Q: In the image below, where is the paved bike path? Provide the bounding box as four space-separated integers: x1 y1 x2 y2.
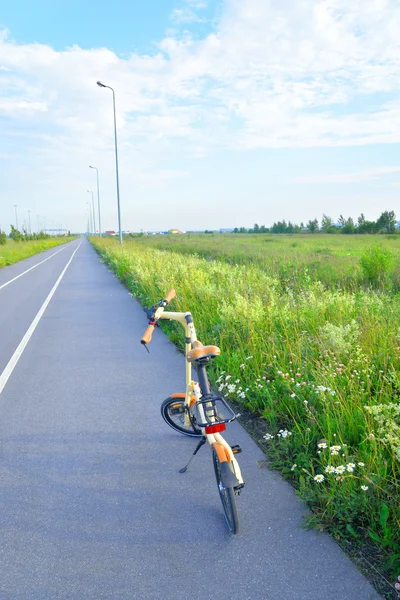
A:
0 239 381 600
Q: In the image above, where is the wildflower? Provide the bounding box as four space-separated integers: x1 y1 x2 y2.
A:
325 465 336 474
361 485 369 491
291 393 296 398
278 429 292 438
245 356 253 360
303 400 308 405
263 433 274 440
291 464 297 471
314 474 325 483
346 463 355 473
330 445 341 452
225 375 232 381
317 442 327 449
335 465 346 474
240 364 246 369
227 384 236 393
357 462 365 467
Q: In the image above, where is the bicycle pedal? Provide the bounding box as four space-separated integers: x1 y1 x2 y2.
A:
170 404 185 415
234 483 245 494
231 445 242 454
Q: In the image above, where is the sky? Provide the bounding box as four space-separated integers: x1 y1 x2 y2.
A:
1 0 400 233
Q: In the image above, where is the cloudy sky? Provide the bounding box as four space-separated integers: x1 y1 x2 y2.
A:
1 0 399 233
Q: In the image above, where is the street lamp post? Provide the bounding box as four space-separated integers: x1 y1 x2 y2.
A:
87 190 96 234
86 202 93 234
97 81 122 244
28 210 31 235
89 165 102 237
14 205 18 230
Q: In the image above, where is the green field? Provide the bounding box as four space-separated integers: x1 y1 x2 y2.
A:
134 232 400 290
0 237 77 268
92 234 400 586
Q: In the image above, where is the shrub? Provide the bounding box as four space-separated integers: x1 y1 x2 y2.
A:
0 230 6 245
360 244 396 287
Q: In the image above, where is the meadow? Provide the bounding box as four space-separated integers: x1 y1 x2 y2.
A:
0 237 77 268
91 234 400 590
134 232 400 290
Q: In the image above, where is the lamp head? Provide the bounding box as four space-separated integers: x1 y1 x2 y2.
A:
97 81 107 88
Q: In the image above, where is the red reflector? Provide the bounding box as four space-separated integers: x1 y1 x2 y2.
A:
205 423 226 434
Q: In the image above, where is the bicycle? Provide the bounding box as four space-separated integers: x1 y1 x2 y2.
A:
141 289 245 534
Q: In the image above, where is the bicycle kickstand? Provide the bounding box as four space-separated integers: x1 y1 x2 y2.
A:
179 436 207 473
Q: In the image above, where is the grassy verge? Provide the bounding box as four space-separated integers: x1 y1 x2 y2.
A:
92 237 400 598
0 237 78 268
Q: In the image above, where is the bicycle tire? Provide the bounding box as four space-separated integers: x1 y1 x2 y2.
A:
212 447 240 534
161 397 202 437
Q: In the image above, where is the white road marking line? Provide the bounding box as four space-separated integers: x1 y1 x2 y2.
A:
0 241 82 396
0 241 77 291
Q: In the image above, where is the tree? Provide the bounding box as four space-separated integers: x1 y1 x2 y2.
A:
10 225 22 242
376 210 396 234
357 213 376 234
321 214 337 233
307 218 319 233
341 217 355 234
321 214 333 231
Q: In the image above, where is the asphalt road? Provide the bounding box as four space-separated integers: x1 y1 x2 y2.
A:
0 238 381 600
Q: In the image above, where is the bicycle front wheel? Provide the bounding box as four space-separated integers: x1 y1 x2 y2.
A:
161 397 202 437
212 448 240 534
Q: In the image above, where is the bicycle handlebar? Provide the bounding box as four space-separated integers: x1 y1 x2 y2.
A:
141 323 156 345
140 288 176 345
164 288 176 303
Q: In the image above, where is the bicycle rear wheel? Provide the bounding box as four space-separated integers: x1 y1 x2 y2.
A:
212 448 240 534
161 397 202 437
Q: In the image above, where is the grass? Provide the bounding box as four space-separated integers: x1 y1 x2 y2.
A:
134 232 400 291
0 237 77 268
92 235 400 595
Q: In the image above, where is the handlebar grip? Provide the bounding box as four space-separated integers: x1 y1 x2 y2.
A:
141 324 155 345
164 289 176 303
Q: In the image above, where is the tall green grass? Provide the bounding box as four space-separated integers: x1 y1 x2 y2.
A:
92 237 400 578
0 237 77 268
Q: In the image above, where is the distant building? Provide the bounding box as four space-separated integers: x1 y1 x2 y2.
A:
168 228 185 234
105 230 116 236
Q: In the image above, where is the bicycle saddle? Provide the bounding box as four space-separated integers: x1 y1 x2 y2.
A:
187 340 221 362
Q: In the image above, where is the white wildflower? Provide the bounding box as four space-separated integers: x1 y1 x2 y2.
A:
325 465 336 474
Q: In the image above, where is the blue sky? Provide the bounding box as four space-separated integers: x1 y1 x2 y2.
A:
1 0 400 233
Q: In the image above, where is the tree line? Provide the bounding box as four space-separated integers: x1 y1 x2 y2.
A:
233 211 397 234
0 225 51 245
